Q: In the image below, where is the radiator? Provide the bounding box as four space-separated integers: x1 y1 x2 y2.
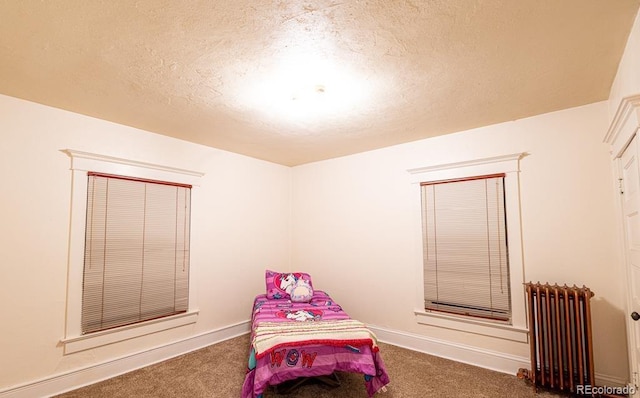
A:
518 282 595 394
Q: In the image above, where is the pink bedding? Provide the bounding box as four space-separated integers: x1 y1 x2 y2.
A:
241 290 390 397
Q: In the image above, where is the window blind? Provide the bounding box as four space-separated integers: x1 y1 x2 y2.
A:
82 172 191 334
421 174 510 321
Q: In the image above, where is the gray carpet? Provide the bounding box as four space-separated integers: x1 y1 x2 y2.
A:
54 334 567 397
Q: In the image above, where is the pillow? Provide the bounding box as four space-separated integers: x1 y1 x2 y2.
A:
290 279 314 303
265 269 313 299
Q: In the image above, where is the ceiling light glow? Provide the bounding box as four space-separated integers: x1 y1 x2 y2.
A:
233 52 373 127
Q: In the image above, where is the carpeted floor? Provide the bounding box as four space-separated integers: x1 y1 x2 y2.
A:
54 334 567 397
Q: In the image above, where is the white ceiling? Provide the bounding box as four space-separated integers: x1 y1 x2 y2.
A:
1 1 639 166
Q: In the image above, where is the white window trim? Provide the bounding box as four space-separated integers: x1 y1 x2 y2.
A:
60 149 204 354
407 153 528 343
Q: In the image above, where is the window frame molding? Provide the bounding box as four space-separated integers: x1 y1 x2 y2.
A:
60 149 204 354
407 153 528 343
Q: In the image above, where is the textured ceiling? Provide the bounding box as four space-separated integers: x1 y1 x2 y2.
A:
0 1 639 166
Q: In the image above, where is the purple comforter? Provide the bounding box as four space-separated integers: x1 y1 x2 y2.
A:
241 290 390 397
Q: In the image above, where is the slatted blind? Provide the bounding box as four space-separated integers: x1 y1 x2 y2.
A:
421 174 511 321
82 172 191 334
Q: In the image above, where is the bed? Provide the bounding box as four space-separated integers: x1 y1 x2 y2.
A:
241 270 390 398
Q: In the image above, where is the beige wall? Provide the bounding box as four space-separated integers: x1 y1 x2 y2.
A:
609 8 640 118
291 101 628 382
0 94 291 389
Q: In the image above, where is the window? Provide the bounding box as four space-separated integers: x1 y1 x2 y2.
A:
421 174 510 322
61 150 202 354
408 153 527 342
82 173 191 334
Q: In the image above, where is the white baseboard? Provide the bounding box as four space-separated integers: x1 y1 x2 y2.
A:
0 321 251 398
594 373 629 388
368 324 629 388
2 321 627 397
368 324 529 375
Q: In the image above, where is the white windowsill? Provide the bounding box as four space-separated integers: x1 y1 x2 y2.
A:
61 310 199 355
415 310 529 343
